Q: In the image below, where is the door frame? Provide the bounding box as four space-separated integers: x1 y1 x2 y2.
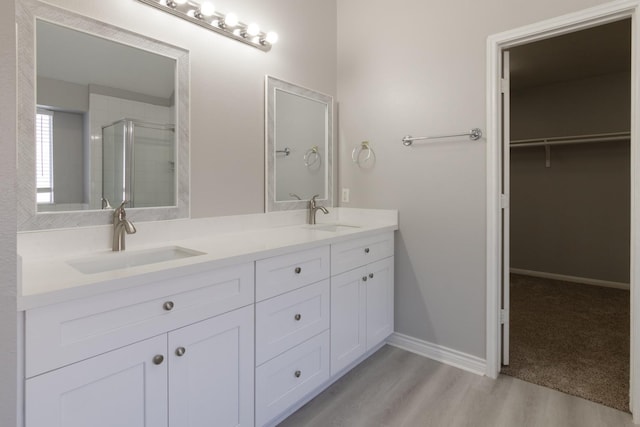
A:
485 0 640 420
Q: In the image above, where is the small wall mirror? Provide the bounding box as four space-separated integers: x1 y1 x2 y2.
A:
17 0 189 230
265 76 333 211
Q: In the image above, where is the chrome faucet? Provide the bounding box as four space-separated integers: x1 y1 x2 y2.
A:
113 201 136 251
308 194 329 225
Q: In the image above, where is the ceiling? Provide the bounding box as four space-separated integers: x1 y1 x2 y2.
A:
508 19 631 91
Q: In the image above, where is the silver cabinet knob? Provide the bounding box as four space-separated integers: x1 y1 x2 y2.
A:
175 347 186 357
294 370 302 378
294 313 302 321
153 354 164 365
362 276 368 282
295 267 302 274
163 301 175 311
364 248 370 254
369 273 374 279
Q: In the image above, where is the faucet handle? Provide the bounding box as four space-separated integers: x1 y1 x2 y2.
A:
101 197 112 209
114 200 130 218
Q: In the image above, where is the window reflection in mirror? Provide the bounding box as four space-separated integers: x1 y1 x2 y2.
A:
36 20 176 212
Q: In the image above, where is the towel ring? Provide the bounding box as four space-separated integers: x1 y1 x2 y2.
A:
304 146 321 167
352 141 374 166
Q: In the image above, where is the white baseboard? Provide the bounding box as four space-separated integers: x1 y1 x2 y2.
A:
386 333 486 376
510 268 630 290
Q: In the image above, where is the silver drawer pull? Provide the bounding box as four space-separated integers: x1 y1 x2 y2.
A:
153 354 164 365
294 370 302 378
163 301 175 311
294 313 302 321
294 267 302 274
364 248 370 254
362 276 368 282
369 273 374 279
175 347 186 357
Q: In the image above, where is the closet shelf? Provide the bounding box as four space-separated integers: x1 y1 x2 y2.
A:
510 131 630 148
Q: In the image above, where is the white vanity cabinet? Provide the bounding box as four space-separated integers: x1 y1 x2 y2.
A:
21 225 397 427
330 232 394 376
24 262 255 427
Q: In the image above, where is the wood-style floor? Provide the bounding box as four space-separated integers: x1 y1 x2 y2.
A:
278 345 634 427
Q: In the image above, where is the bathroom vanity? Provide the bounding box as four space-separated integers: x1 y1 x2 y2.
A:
15 3 394 425
19 209 397 427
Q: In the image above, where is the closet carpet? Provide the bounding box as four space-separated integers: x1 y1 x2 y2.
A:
501 274 629 412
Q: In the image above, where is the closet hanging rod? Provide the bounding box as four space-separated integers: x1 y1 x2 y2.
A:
510 131 630 148
402 128 482 146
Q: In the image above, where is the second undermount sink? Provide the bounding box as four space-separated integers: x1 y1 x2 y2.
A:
68 246 206 274
306 223 361 232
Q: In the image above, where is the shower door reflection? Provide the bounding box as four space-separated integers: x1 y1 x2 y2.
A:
102 119 175 209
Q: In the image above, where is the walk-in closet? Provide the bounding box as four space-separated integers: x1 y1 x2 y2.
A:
502 19 631 411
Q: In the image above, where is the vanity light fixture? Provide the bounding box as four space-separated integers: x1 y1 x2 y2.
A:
137 0 278 51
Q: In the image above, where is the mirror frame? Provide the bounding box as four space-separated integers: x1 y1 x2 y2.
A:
17 0 190 230
265 76 333 212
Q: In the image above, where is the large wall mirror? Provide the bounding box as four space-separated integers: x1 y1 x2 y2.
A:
17 0 189 230
265 76 333 212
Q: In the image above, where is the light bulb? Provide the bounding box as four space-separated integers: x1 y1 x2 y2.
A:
265 31 279 44
199 1 215 17
224 12 239 27
246 23 260 36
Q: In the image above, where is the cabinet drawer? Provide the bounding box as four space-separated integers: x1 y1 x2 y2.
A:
256 280 329 365
255 330 330 427
331 232 394 275
26 262 254 378
256 245 330 301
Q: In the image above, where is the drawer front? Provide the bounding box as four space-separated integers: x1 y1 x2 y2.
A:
256 280 330 365
26 262 254 378
256 245 330 301
255 330 330 427
331 232 394 275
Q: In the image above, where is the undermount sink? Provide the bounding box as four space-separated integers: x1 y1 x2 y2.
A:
305 223 361 232
67 246 206 274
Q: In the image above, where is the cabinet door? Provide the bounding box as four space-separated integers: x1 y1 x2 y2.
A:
168 305 254 427
25 335 168 427
330 266 366 376
366 257 394 350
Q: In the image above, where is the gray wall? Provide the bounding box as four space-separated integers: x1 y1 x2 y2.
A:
336 0 614 358
52 111 85 204
510 72 631 283
1 0 18 425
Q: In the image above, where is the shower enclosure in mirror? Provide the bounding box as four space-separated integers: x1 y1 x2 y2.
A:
102 119 175 209
265 76 334 212
17 0 189 230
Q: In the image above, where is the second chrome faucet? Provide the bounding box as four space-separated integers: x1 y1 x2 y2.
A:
113 201 136 251
308 194 329 225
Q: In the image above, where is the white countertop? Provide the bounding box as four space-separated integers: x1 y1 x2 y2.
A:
18 208 398 310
